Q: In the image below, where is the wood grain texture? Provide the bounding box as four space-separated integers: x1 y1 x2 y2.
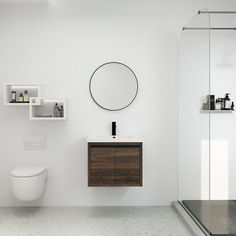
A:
88 143 142 187
89 147 115 186
115 147 141 186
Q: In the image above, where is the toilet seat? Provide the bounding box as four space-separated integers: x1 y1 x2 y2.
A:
11 167 47 178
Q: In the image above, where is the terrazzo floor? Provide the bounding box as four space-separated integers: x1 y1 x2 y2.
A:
0 206 193 236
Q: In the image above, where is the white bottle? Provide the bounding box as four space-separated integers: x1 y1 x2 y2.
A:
215 98 221 110
60 106 64 118
53 103 59 117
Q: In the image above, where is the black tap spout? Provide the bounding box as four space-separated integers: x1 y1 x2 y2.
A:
112 122 116 136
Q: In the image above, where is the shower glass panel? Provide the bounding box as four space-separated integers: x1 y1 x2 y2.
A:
178 8 211 201
210 13 236 200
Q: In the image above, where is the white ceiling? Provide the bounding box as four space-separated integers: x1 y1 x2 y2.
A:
0 0 48 5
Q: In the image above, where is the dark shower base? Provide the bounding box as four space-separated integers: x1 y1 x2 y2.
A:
182 200 236 236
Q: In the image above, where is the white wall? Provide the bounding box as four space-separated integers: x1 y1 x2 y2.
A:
0 0 231 206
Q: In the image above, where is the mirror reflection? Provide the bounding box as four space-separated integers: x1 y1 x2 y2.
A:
89 62 138 111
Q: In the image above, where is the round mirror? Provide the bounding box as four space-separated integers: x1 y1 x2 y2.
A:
89 62 138 111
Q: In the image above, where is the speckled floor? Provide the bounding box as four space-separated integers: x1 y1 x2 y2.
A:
0 206 193 236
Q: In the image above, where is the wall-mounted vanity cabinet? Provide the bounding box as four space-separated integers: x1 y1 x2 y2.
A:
88 142 142 187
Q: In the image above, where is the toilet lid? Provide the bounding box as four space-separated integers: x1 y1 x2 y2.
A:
11 167 47 177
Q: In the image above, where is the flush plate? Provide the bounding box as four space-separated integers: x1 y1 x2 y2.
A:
24 135 46 150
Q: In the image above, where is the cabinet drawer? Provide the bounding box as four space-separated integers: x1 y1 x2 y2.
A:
89 147 115 186
88 143 142 187
115 147 142 186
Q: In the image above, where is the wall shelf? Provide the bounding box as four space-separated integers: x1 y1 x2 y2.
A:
200 110 233 113
4 84 40 106
4 83 67 121
29 98 66 121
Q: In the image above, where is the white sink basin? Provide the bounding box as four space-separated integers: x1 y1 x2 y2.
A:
87 136 142 143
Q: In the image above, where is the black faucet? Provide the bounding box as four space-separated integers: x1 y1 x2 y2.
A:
112 122 116 137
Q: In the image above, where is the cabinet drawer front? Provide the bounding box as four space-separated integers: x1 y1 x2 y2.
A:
115 147 142 186
88 143 142 187
89 147 115 186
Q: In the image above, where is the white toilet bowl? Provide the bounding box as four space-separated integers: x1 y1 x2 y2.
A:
11 166 48 201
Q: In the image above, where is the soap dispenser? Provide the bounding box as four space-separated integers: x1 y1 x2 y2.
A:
225 93 231 110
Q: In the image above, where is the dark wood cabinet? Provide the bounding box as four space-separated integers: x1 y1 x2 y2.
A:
88 143 142 187
89 147 115 186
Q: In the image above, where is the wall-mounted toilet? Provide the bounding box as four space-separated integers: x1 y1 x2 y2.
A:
11 166 48 201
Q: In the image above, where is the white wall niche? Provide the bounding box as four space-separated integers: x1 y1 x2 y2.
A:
29 97 66 121
4 84 40 106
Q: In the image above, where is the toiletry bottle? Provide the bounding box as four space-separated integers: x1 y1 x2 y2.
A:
60 106 64 117
206 95 210 110
202 103 207 110
23 90 29 102
215 98 221 110
11 91 16 102
207 95 215 110
225 93 231 110
53 103 59 117
221 98 225 110
231 102 234 111
57 106 61 117
211 95 215 110
19 93 24 102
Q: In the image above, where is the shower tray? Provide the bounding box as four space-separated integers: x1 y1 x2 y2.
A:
181 200 236 236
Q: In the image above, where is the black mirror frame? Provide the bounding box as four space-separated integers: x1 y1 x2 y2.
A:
89 62 139 111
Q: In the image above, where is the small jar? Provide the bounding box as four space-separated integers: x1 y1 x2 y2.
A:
19 93 24 102
23 90 29 102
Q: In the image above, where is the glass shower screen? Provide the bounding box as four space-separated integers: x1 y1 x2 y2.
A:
178 8 211 201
